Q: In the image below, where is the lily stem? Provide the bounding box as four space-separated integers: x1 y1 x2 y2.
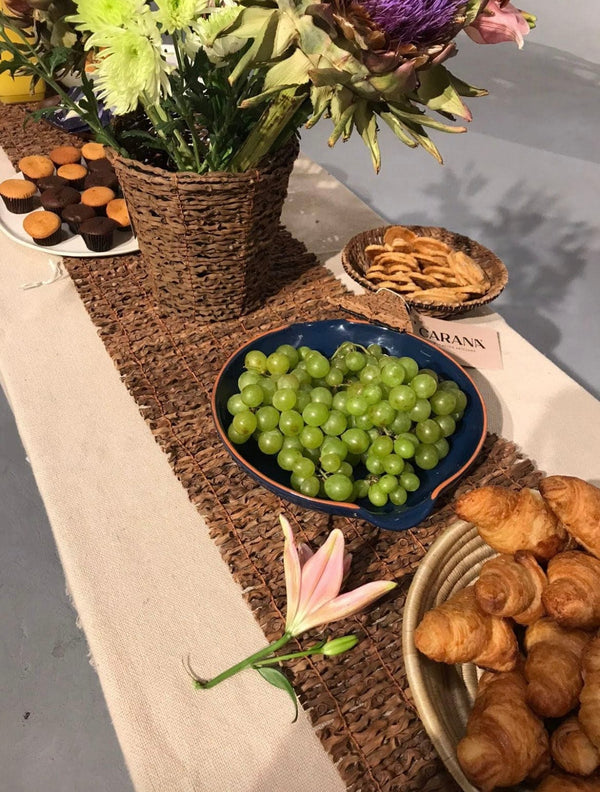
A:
252 641 326 668
195 632 292 689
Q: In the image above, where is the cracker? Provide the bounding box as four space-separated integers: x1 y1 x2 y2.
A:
383 225 417 247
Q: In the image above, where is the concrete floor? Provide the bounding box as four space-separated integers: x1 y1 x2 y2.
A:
1 0 598 788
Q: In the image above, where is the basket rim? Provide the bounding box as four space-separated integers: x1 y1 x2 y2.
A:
341 224 508 318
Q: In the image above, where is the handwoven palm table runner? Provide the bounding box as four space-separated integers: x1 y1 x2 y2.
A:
0 105 541 792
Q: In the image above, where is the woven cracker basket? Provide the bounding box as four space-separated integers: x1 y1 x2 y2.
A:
109 138 299 322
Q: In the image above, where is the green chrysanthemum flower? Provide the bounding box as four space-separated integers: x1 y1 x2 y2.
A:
154 0 211 34
94 28 172 114
187 6 245 62
70 0 149 37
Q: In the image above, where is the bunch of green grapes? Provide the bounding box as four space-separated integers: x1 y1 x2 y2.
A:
226 341 467 507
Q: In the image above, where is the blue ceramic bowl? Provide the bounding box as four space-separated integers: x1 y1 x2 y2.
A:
212 320 487 531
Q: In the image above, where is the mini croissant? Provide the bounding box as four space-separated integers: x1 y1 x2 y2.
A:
540 476 600 559
524 617 590 718
579 636 600 751
456 668 550 791
454 486 567 560
543 551 600 630
551 716 600 776
475 551 547 625
536 774 600 791
414 586 518 671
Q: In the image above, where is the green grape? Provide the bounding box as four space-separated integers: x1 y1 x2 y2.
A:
322 410 347 436
238 370 261 390
240 384 264 408
369 400 396 427
362 384 383 405
272 389 297 411
321 452 342 473
277 447 302 471
298 345 312 360
434 437 450 459
381 361 406 387
302 402 330 427
354 413 374 430
452 410 465 422
398 356 419 380
359 365 381 385
304 446 321 462
365 455 385 475
278 410 304 437
368 484 388 507
414 444 440 470
438 379 459 391
389 486 408 506
266 352 290 375
367 343 383 357
393 436 416 459
429 390 457 416
291 366 311 387
410 373 438 399
383 454 405 475
300 425 324 450
228 424 249 444
244 350 267 373
435 414 456 438
259 377 276 405
232 410 257 437
415 418 442 444
299 476 320 497
282 436 302 450
388 385 417 412
346 381 364 398
341 428 370 455
389 411 412 435
454 390 468 412
293 456 316 479
324 474 354 502
345 350 367 372
346 395 368 417
332 391 348 412
409 398 432 422
256 405 280 431
310 386 333 406
325 367 344 387
258 429 284 455
379 474 398 494
276 344 299 368
276 373 300 391
339 461 353 477
295 390 311 413
305 352 330 378
370 435 394 458
353 479 369 500
400 471 420 492
321 436 348 460
404 461 415 474
227 393 247 416
290 472 305 491
419 368 439 383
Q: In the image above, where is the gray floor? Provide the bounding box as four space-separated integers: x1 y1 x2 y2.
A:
1 0 599 788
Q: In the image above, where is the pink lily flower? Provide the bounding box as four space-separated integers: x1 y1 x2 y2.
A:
281 515 396 637
465 0 532 49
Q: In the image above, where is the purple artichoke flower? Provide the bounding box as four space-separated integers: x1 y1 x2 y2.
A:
359 0 465 45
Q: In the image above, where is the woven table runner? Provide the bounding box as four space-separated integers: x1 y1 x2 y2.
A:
0 104 541 792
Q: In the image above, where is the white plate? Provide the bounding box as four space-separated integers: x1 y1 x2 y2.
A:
0 175 138 258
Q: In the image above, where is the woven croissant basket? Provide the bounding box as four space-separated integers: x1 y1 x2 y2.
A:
402 520 536 792
109 138 299 322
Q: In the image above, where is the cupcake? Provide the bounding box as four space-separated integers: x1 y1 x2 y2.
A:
22 211 62 246
0 178 36 213
79 216 118 252
80 186 116 216
18 155 54 185
87 158 115 174
62 203 96 234
40 186 81 216
49 145 81 167
56 163 88 190
81 141 106 166
106 198 131 231
37 174 68 192
83 169 119 192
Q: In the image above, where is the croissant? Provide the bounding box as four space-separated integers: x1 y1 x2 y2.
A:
454 486 567 560
475 551 547 625
536 774 600 791
540 476 600 559
543 551 600 630
524 617 590 718
551 716 600 776
414 586 518 671
579 636 600 750
456 668 550 791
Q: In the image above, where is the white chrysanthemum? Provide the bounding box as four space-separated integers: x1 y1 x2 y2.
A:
70 0 149 37
187 6 244 63
94 28 172 114
154 0 211 34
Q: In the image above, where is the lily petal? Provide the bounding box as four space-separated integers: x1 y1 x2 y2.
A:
292 528 345 631
465 0 530 49
280 515 302 630
291 580 397 635
297 542 314 569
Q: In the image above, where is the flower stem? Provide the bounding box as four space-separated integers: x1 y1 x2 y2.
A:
195 633 292 689
252 641 327 668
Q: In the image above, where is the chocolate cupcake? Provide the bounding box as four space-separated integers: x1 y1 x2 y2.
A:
84 169 119 192
87 158 115 174
80 186 116 216
62 203 96 234
81 142 106 166
106 198 131 231
79 216 118 252
22 211 62 246
0 178 36 213
49 145 81 167
37 174 68 192
40 186 81 216
18 155 54 185
56 163 88 190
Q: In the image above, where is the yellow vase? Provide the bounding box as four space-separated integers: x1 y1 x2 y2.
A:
0 2 46 104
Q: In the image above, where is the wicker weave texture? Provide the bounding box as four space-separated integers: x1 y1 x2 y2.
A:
109 139 299 322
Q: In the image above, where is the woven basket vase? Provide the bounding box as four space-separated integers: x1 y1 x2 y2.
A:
109 139 299 321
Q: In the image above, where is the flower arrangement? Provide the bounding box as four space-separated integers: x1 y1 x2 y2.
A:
0 0 534 173
186 516 396 718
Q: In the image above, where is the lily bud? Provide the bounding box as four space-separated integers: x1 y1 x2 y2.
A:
322 635 360 656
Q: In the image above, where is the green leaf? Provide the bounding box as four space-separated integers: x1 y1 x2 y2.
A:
263 49 311 91
353 102 380 173
415 65 472 120
379 110 419 149
448 73 488 99
388 102 467 134
464 0 487 26
256 666 299 723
